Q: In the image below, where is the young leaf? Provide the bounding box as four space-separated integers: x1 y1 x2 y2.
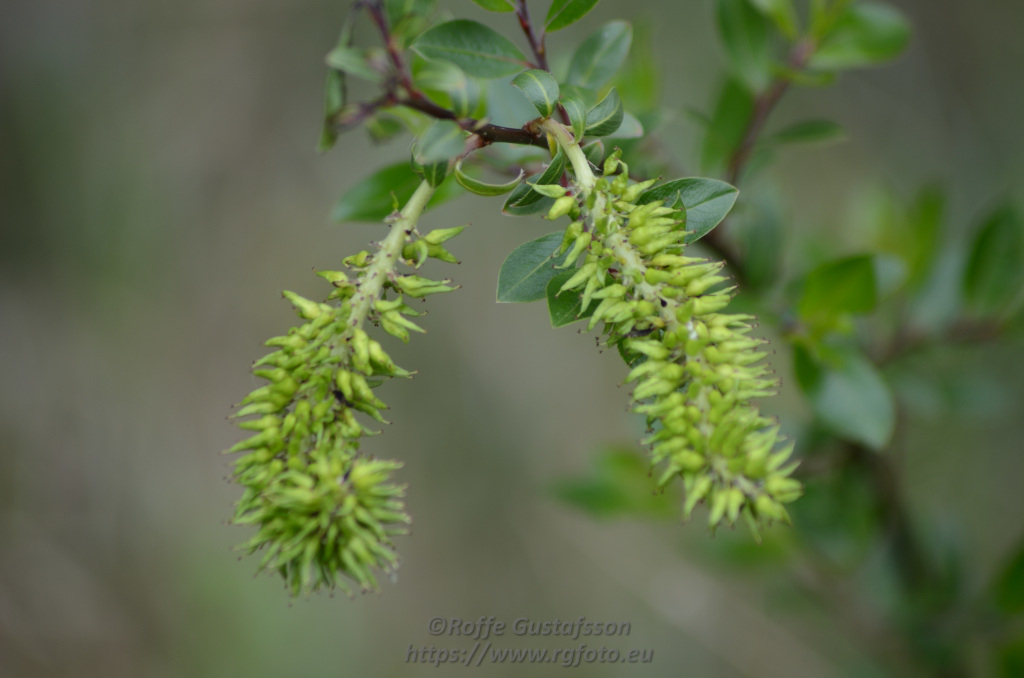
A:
318 69 345 153
502 150 566 214
700 77 756 173
763 119 846 146
585 88 624 137
413 119 465 165
511 69 560 118
332 162 460 222
454 160 524 196
798 254 878 322
716 0 773 93
386 0 436 26
637 178 739 243
497 232 572 302
567 21 633 91
546 0 601 32
412 19 527 79
470 0 514 11
318 20 355 153
905 184 944 288
810 3 911 70
747 0 798 41
794 345 895 451
416 160 449 188
325 46 384 82
559 95 588 141
963 207 1024 314
546 270 597 327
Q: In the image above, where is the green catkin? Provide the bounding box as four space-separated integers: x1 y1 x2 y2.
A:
540 119 802 534
227 180 461 595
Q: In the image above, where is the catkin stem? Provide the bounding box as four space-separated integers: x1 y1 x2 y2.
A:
348 180 436 333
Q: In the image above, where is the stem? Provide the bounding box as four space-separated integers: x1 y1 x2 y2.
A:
705 39 816 282
348 180 435 333
538 118 594 191
515 0 549 71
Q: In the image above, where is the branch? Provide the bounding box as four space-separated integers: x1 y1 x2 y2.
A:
727 39 816 186
331 2 549 151
702 40 817 284
515 0 550 71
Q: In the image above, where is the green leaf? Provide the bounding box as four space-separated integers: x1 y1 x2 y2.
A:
582 139 604 166
470 0 514 11
992 537 1024 616
546 0 600 31
559 95 587 141
502 150 566 215
318 69 345 153
606 111 644 139
567 21 633 91
413 57 480 118
613 20 660 111
906 185 944 288
763 119 846 146
454 160 524 196
963 207 1024 314
584 88 624 137
747 0 798 40
716 0 773 92
810 3 911 70
412 19 527 79
417 161 449 188
637 178 739 244
318 21 353 153
794 345 895 451
332 162 460 222
552 447 676 519
325 46 383 82
497 232 572 302
798 254 878 321
546 270 597 327
487 76 542 127
386 0 436 26
413 119 465 165
699 77 756 174
413 56 468 93
511 69 560 118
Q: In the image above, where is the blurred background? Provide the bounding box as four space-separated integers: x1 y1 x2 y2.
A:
1 0 1022 676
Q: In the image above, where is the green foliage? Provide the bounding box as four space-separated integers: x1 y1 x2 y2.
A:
794 344 895 450
511 68 561 118
763 119 845 146
717 0 773 93
584 88 624 136
963 207 1024 314
331 161 460 222
412 19 527 78
567 21 633 90
798 254 878 325
545 0 601 32
637 178 739 244
496 232 572 302
810 2 911 69
553 448 678 519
